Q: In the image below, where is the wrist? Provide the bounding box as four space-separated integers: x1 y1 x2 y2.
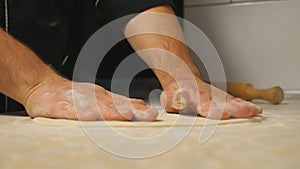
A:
20 69 64 105
0 29 67 106
156 70 201 89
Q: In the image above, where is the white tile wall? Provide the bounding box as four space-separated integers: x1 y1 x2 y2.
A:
185 0 284 6
184 0 300 91
185 0 229 6
231 0 282 2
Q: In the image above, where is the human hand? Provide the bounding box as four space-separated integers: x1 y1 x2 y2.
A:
23 76 158 121
160 77 263 119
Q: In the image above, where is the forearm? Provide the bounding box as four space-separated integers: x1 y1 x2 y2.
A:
125 6 200 88
0 29 59 104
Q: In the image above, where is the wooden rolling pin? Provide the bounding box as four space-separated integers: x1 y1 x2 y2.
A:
226 82 284 104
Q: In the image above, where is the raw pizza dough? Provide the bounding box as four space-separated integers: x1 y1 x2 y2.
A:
33 111 265 127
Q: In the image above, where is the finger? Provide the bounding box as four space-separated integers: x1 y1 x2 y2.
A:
225 99 263 118
103 92 158 121
130 98 147 106
98 105 134 121
160 88 190 112
131 105 158 121
198 101 231 120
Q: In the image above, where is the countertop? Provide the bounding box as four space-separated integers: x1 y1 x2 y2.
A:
1 99 299 169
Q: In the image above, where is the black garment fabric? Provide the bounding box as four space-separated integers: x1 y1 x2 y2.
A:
0 0 175 112
62 0 176 80
6 0 75 69
0 1 4 28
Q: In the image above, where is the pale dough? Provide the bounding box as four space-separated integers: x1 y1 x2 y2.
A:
33 111 266 127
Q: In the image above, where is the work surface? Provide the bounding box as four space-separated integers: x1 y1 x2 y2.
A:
1 99 300 169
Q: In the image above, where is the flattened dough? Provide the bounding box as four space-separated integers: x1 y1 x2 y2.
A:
33 111 265 127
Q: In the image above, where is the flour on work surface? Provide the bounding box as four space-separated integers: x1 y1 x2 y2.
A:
33 110 265 127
